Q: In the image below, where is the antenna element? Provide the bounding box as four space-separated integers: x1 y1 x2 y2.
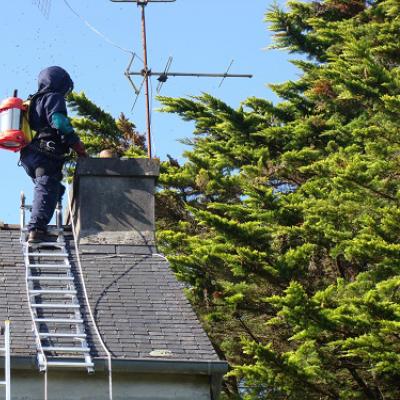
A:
111 0 252 159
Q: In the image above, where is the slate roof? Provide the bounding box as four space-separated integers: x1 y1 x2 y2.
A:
0 226 222 366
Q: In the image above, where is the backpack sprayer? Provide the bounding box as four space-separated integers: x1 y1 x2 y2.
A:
0 90 33 152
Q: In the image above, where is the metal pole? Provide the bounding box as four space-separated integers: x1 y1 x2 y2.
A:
44 370 48 400
20 192 25 229
56 202 62 230
4 321 10 400
20 192 26 241
140 2 152 159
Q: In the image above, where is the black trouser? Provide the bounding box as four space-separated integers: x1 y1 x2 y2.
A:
20 148 65 232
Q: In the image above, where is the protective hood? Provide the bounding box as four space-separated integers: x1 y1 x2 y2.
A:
37 66 74 96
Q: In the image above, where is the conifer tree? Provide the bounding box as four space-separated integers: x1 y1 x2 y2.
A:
156 0 400 398
63 2 400 397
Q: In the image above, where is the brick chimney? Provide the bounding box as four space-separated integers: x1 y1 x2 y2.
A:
71 158 159 250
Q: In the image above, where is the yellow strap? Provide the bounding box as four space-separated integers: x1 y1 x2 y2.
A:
21 100 36 143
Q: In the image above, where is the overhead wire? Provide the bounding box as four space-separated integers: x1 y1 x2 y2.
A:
62 0 146 112
62 0 142 61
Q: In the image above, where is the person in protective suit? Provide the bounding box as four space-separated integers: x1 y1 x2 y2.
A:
20 66 87 243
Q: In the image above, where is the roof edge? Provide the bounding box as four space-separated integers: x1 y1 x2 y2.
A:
0 223 20 230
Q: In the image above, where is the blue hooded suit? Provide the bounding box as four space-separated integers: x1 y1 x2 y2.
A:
20 66 81 233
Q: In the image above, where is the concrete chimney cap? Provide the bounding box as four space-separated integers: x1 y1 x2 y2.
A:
75 158 160 177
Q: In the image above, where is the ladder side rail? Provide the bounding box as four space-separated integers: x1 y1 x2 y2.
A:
4 320 10 400
69 260 94 369
20 192 46 371
55 201 65 244
56 201 62 231
20 193 26 243
24 246 48 372
0 321 11 399
51 253 94 369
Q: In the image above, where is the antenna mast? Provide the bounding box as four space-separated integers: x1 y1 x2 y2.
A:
112 0 175 158
110 0 253 159
139 1 152 160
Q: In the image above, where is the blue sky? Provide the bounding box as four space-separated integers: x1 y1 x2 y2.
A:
0 0 299 223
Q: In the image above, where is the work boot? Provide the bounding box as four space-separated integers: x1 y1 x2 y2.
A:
28 229 47 243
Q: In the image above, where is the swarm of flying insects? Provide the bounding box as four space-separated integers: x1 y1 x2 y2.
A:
32 0 52 18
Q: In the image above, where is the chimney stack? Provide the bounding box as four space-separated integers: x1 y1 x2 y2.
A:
71 158 159 249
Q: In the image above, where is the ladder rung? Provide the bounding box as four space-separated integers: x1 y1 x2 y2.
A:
27 252 69 257
22 227 64 234
30 289 77 295
31 304 80 309
0 381 6 386
20 224 94 368
46 361 94 368
35 318 83 324
28 276 73 281
28 264 69 269
42 346 90 353
39 333 86 338
28 242 65 248
47 227 64 234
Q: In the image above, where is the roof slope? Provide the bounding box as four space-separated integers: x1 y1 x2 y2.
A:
0 227 221 365
0 228 36 357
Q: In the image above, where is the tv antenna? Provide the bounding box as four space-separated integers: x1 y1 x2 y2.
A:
111 0 253 159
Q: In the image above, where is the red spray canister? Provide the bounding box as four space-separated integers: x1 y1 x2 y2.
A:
0 90 28 151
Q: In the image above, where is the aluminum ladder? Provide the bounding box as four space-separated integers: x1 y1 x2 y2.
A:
20 193 94 373
0 321 11 400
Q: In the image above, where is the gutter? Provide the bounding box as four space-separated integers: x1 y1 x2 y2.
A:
107 358 228 375
7 355 227 375
6 356 228 399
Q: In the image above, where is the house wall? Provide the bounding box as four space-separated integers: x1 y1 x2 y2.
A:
0 369 212 400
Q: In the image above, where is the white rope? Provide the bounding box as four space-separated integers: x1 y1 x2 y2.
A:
66 187 113 400
152 253 169 262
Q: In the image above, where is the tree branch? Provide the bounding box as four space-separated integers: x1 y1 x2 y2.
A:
347 367 383 400
236 314 262 344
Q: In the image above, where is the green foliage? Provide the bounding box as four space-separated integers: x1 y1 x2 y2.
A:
156 0 400 398
66 91 146 158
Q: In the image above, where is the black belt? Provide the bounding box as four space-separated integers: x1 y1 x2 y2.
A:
29 140 66 161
